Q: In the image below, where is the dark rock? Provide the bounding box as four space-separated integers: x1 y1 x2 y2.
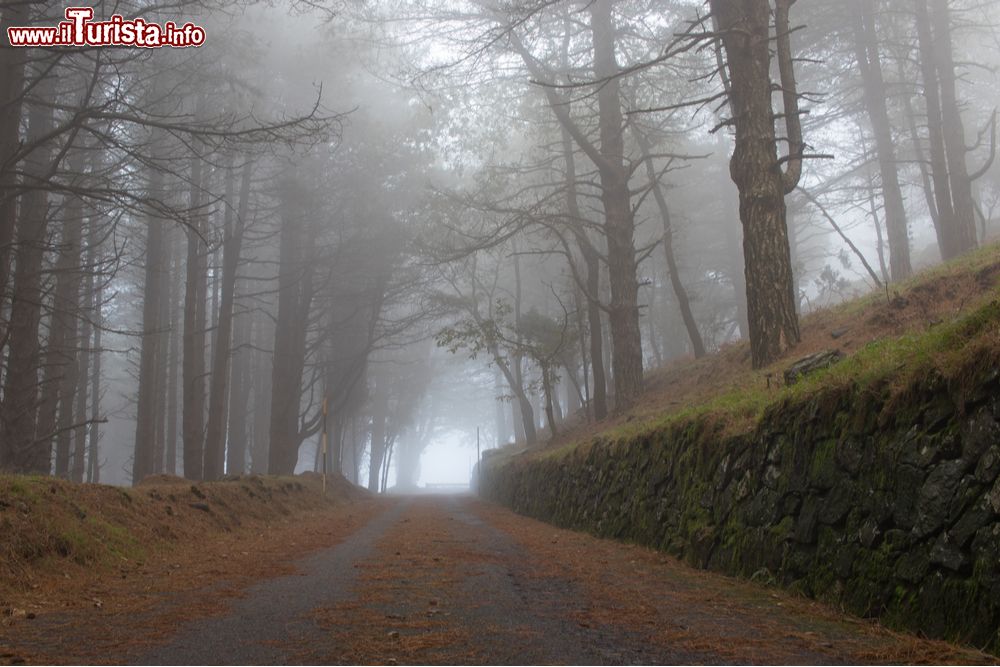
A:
939 432 961 459
859 517 882 549
962 411 1000 463
795 495 820 544
882 529 909 553
779 493 801 517
899 431 941 469
867 490 894 526
746 488 782 527
835 437 866 476
189 502 211 512
763 464 782 490
976 446 1000 485
783 350 844 385
951 496 994 547
913 460 966 538
991 477 1000 515
951 475 985 525
819 480 854 526
892 464 926 530
929 532 968 572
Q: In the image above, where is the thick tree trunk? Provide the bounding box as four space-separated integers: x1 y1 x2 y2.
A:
367 378 389 492
0 0 28 333
712 0 801 369
0 75 55 473
251 311 272 474
71 311 89 485
853 0 912 281
73 215 97 484
38 156 85 477
914 0 959 258
541 369 558 439
54 174 85 479
511 5 641 413
494 367 510 445
165 229 181 475
226 270 252 476
591 0 643 411
85 215 102 483
134 166 168 484
182 155 207 480
930 0 978 254
268 177 314 475
204 159 251 479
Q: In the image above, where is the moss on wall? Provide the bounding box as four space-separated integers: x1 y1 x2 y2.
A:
480 359 1000 653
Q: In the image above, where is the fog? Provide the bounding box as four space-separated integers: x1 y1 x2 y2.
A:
1 0 998 488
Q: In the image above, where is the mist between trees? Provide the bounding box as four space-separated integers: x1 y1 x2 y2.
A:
0 0 996 488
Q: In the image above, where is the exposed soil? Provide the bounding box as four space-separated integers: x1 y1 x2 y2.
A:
3 495 993 665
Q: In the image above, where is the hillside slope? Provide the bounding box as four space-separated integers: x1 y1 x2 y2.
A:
480 243 1000 654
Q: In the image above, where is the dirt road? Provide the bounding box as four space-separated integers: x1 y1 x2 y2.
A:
4 495 995 665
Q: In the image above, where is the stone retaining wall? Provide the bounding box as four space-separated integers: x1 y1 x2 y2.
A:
479 369 1000 652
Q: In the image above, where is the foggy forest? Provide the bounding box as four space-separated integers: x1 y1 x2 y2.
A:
0 0 997 491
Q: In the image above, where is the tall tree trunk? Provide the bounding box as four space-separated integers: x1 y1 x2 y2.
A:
560 128 608 420
591 0 643 410
930 0 978 253
507 241 537 444
165 228 181 475
494 367 510 445
182 155 207 480
510 4 642 412
711 0 801 368
74 215 97 484
226 274 252 476
541 368 558 439
204 158 251 479
38 149 85 477
251 311 272 474
85 215 102 483
914 0 958 258
72 310 89 485
268 177 314 475
55 173 85 479
853 0 912 280
0 74 55 473
0 0 28 338
367 378 389 492
133 166 168 484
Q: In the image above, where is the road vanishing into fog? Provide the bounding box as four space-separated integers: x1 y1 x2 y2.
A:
6 495 994 665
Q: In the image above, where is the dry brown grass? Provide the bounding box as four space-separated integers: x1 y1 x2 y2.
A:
0 473 377 665
533 242 1000 456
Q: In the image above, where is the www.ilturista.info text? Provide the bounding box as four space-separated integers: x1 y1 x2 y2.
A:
6 7 206 47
